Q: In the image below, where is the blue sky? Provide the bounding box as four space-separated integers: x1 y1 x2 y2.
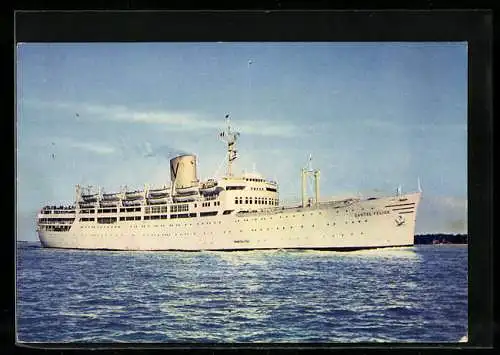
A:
16 42 467 241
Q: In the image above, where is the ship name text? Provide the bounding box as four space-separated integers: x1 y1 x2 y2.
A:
354 210 390 218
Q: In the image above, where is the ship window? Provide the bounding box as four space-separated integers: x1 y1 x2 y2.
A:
144 216 150 220
245 198 248 204
135 216 141 220
119 217 125 221
97 217 117 224
200 211 218 217
120 208 125 213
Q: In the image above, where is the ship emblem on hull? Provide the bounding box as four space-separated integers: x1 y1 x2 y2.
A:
395 215 405 226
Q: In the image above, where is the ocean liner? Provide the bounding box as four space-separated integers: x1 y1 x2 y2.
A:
36 116 421 251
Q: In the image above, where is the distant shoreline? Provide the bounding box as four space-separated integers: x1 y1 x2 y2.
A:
414 233 467 245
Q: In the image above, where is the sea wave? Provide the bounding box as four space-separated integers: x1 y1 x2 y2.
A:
16 243 467 343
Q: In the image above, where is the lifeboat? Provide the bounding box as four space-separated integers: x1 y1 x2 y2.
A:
81 193 98 202
173 194 197 203
175 184 199 195
79 201 95 208
201 186 224 197
102 192 121 201
199 180 218 194
125 190 144 200
148 187 170 199
101 200 119 207
122 199 142 206
147 197 169 205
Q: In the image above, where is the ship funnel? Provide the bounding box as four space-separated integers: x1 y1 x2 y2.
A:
170 154 198 189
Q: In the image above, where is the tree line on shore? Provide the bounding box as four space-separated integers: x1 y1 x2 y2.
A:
414 233 467 244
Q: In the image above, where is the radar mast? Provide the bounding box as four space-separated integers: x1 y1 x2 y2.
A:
219 114 240 177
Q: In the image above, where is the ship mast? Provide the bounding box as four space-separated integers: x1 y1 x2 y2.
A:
219 114 240 177
301 154 320 208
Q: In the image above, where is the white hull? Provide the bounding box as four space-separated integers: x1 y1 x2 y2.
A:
38 192 420 251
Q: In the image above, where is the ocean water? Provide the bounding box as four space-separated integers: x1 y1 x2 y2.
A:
16 242 468 344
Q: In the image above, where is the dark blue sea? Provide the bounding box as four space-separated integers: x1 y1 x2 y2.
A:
16 242 468 344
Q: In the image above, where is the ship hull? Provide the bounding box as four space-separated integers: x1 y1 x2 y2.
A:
38 192 420 251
